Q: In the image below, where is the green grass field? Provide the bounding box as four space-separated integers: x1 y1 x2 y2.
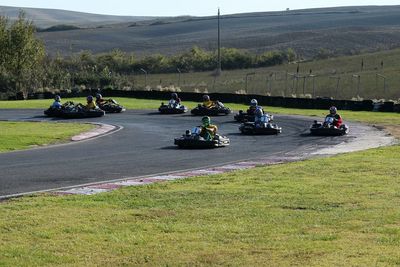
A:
0 144 399 266
0 121 94 152
0 106 399 265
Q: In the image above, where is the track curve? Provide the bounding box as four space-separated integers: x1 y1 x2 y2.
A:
0 109 387 197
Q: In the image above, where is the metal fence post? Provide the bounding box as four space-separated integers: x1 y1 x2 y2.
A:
140 68 147 88
245 72 255 94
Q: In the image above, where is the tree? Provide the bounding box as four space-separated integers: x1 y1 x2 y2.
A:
7 12 45 95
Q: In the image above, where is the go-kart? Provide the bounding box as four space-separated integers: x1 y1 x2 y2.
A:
239 115 282 135
174 127 230 148
234 110 255 122
159 100 188 114
191 102 231 116
310 117 349 136
234 108 272 123
97 99 125 113
44 106 63 117
44 101 75 117
60 103 105 119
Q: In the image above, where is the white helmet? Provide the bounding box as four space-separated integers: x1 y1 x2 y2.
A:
250 99 258 106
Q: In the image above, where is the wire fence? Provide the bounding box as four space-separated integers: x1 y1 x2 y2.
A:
127 68 399 101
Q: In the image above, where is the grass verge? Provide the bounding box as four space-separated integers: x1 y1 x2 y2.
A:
0 121 94 152
0 145 399 266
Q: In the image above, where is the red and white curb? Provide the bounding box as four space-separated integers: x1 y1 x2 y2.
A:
54 156 301 196
71 123 119 141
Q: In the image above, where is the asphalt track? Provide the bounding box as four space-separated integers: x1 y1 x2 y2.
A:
0 109 356 197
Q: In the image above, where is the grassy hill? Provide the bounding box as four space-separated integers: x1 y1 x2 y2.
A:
31 5 400 58
130 48 400 101
0 5 155 28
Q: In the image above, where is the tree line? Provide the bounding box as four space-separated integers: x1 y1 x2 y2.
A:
0 13 296 97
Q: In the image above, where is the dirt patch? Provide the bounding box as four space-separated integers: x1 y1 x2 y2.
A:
382 125 400 139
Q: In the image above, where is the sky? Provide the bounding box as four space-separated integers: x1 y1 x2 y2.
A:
1 0 399 16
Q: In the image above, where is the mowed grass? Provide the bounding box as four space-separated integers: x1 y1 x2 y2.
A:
0 121 94 152
0 145 399 266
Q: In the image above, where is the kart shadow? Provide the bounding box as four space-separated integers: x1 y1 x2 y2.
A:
226 132 244 136
31 115 48 119
144 112 190 117
146 112 163 115
160 146 179 150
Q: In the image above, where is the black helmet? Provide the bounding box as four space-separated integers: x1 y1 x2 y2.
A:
203 95 210 101
171 93 178 99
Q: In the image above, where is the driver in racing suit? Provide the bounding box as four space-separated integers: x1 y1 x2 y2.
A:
169 93 181 108
254 106 264 127
86 95 98 110
247 99 262 115
325 106 342 127
52 95 62 109
96 93 106 105
202 95 216 109
200 116 218 141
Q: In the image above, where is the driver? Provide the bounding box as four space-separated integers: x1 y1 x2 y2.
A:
325 106 342 127
86 95 98 110
95 93 106 105
202 95 215 109
247 99 258 115
247 99 262 115
254 106 264 127
51 95 62 109
169 93 181 108
200 116 218 141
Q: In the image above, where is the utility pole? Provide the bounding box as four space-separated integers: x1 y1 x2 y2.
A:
216 8 222 76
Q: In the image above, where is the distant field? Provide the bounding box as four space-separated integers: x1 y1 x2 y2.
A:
0 5 154 28
129 48 400 100
36 5 400 58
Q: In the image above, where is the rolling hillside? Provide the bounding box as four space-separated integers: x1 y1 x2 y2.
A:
0 5 155 28
2 5 400 59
